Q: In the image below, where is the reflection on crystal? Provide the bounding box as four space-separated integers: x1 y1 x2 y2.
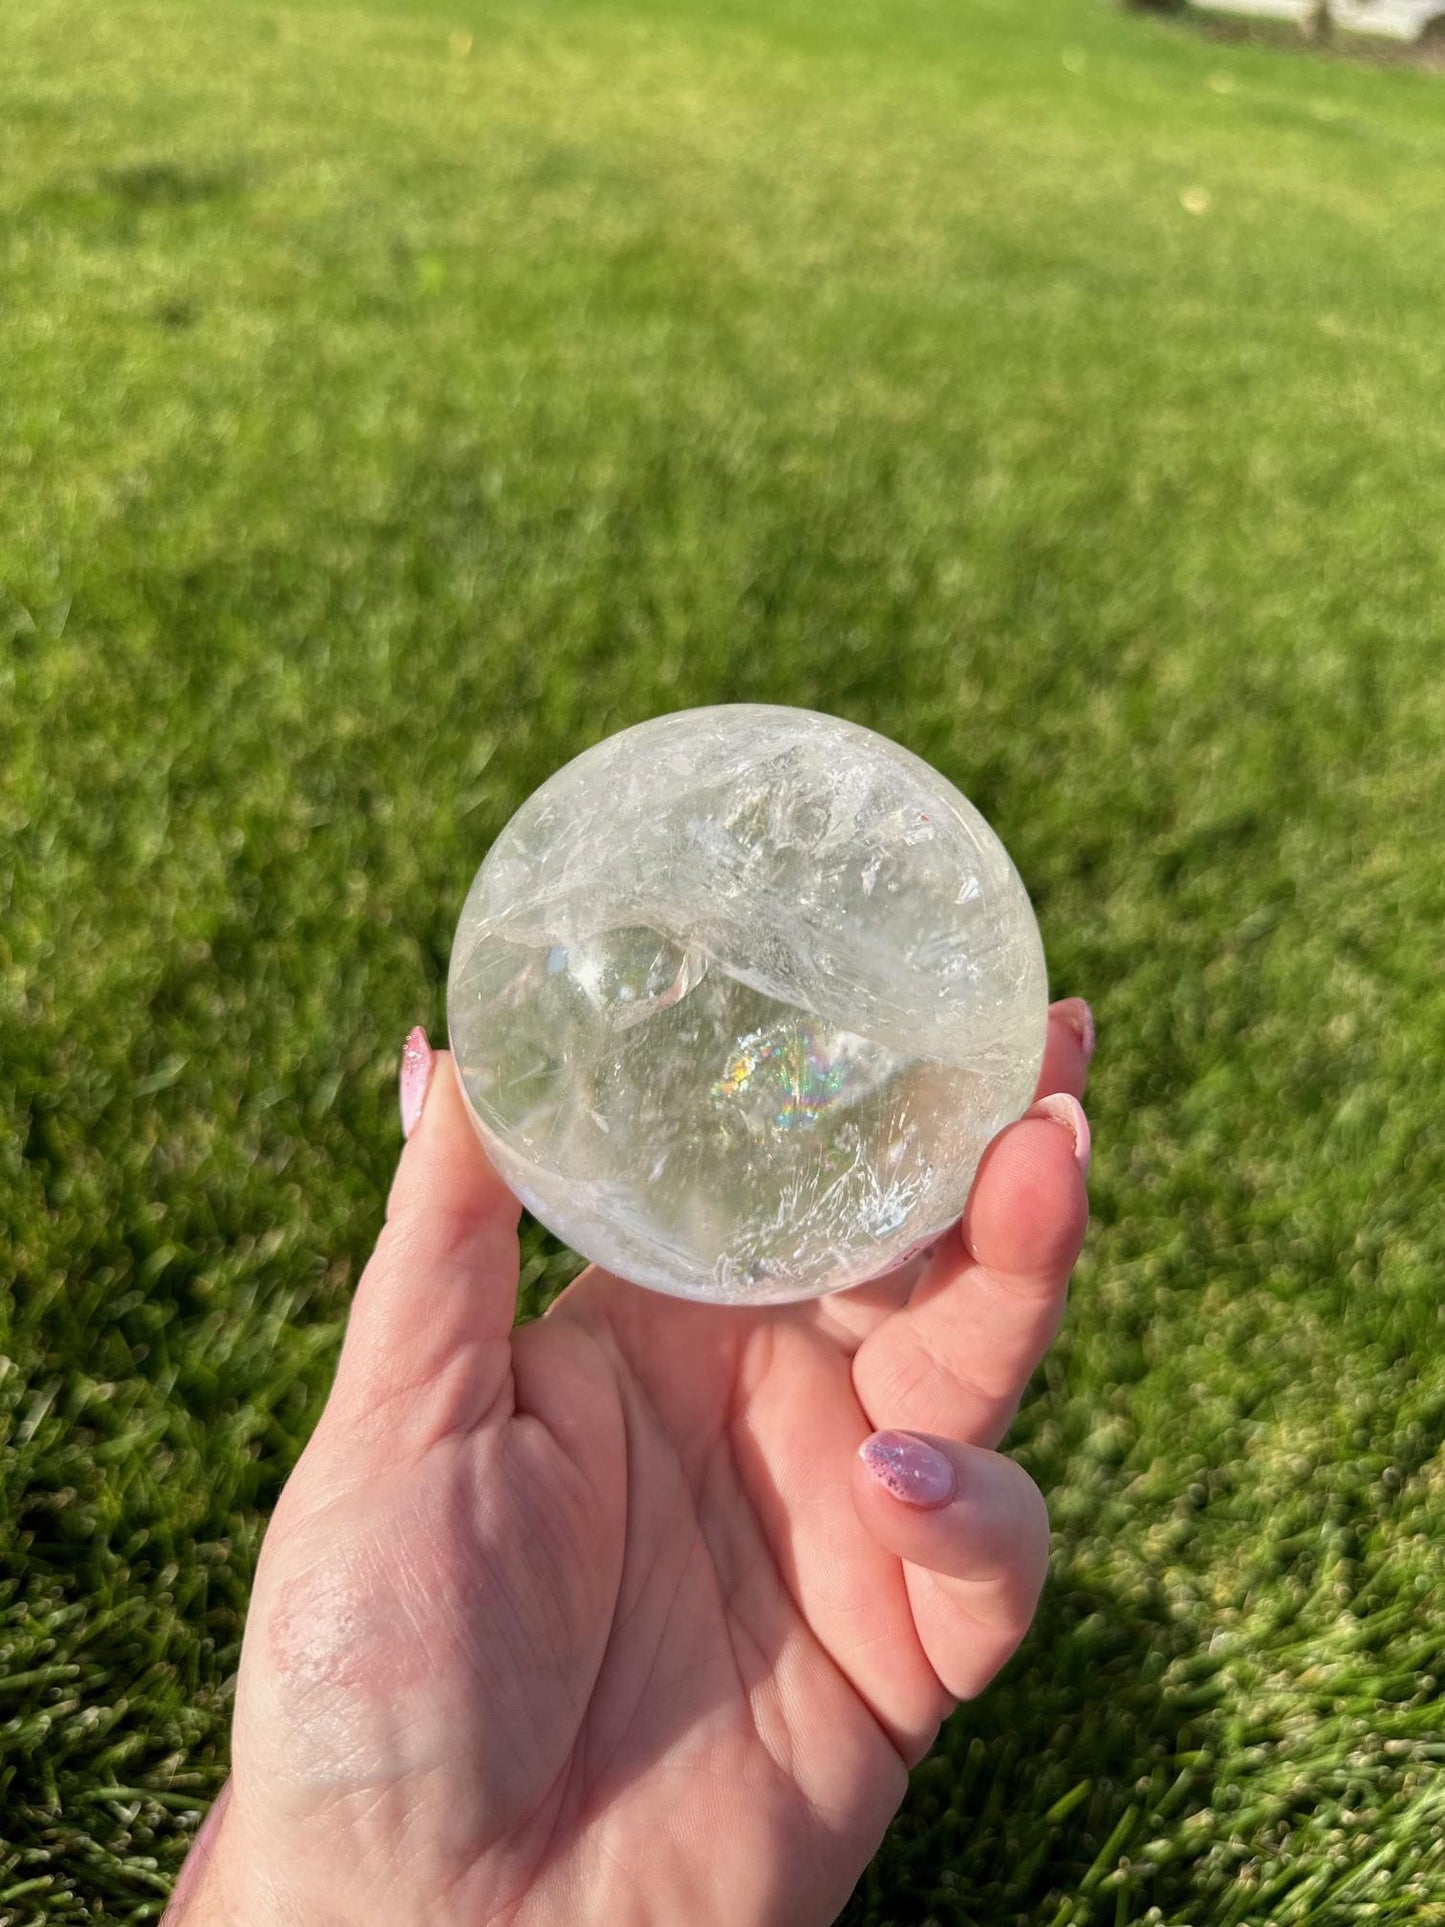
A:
447 705 1048 1305
710 1017 886 1132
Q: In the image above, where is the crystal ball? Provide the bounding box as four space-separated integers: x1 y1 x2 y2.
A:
446 705 1047 1305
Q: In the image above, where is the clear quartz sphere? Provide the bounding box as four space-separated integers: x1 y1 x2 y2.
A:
446 705 1048 1305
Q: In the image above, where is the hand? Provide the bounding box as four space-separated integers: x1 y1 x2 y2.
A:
169 1001 1093 1927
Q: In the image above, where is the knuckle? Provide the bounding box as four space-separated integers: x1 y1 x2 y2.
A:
856 1327 1011 1437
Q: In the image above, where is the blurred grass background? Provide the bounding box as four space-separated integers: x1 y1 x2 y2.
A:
2 0 1443 1919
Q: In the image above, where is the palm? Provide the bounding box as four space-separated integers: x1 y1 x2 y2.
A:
191 1009 1090 1927
496 1281 932 1923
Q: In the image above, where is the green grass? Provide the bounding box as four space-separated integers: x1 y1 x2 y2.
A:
2 0 1443 1918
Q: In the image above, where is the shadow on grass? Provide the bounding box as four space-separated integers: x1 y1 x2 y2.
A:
98 160 253 209
844 1572 1220 1926
21 157 255 239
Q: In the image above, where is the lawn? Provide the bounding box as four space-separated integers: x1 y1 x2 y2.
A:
1 0 1442 1918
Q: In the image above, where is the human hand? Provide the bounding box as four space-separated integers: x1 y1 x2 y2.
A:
168 1001 1093 1927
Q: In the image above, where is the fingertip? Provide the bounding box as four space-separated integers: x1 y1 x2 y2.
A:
1036 999 1095 1102
857 1430 959 1510
960 1103 1090 1289
385 1046 520 1232
1053 997 1095 1067
400 1025 434 1140
1026 1091 1090 1178
852 1433 1049 1602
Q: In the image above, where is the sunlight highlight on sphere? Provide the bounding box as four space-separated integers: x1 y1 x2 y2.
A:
446 706 1048 1305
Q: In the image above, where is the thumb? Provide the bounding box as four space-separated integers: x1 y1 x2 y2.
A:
322 1027 524 1453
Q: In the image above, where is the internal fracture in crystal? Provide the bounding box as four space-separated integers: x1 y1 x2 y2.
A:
446 705 1048 1304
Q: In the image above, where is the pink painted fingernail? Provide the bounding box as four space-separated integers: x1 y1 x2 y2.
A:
1031 1091 1091 1177
1056 998 1095 1065
400 1026 434 1139
859 1431 958 1509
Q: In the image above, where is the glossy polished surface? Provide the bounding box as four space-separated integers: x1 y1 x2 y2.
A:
447 706 1047 1303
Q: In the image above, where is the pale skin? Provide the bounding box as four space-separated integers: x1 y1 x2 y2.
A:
168 1000 1094 1927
